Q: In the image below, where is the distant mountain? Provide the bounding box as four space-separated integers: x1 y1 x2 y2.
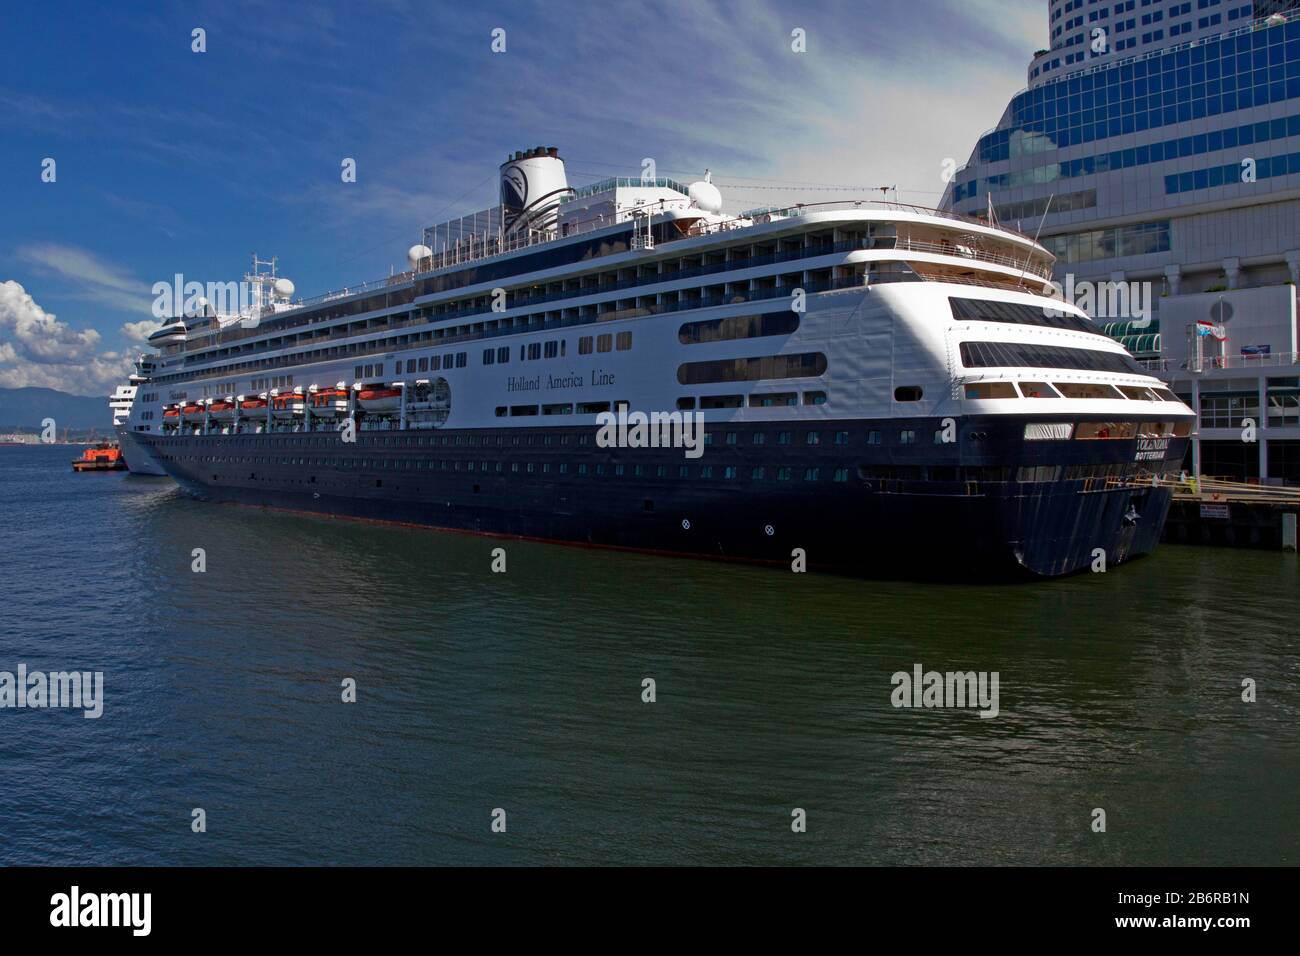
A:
0 387 109 430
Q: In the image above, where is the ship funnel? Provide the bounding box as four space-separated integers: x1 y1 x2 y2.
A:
500 146 571 238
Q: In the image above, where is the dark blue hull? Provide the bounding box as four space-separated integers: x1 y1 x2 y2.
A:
142 415 1188 579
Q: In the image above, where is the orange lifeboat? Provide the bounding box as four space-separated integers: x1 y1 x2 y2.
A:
310 387 350 417
240 397 268 412
208 400 236 422
162 406 180 420
181 402 205 422
357 387 401 413
270 391 304 419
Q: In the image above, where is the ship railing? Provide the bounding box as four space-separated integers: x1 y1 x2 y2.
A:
884 267 1054 294
177 267 1063 381
257 198 1046 317
1139 352 1300 372
706 198 1038 242
167 276 873 385
892 236 1054 280
177 237 882 362
184 229 1057 364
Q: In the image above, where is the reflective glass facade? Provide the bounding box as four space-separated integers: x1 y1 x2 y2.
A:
954 15 1300 200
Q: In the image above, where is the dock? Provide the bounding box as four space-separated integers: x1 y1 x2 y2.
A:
1163 477 1300 552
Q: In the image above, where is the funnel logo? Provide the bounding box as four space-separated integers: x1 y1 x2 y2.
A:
501 165 527 208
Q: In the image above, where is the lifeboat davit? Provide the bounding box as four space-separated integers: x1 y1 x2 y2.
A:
310 387 350 417
181 403 205 422
208 400 236 422
357 387 401 413
271 392 304 419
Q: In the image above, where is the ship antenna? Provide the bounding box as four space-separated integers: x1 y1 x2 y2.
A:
1015 192 1054 290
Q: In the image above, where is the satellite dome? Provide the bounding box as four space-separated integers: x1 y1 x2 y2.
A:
407 244 433 268
273 278 295 298
688 179 723 215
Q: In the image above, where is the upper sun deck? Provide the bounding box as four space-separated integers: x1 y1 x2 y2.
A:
159 198 1056 365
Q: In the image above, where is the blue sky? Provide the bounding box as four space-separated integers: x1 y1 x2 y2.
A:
0 0 1044 394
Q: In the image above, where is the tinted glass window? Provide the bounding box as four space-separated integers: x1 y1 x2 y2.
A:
959 341 1144 375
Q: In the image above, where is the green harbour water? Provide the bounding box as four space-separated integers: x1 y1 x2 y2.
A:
1 443 1296 865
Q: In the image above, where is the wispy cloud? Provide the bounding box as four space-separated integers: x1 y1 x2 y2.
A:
16 243 154 315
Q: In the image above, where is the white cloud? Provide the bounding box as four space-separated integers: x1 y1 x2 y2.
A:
120 319 162 344
0 281 133 394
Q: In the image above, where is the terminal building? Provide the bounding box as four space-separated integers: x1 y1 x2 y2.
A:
942 0 1300 484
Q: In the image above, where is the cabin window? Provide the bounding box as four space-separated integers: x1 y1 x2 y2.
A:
678 311 799 345
1119 385 1160 401
1053 382 1125 400
894 386 924 402
1075 422 1138 440
677 352 826 385
964 382 1017 399
750 392 797 407
578 336 593 355
1017 381 1057 398
616 331 632 351
597 334 613 353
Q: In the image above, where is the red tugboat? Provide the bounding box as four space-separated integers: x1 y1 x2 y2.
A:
72 443 127 472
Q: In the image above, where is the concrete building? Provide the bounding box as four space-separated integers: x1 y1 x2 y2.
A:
943 0 1300 484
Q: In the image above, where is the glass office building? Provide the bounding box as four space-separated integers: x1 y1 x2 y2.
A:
944 1 1300 483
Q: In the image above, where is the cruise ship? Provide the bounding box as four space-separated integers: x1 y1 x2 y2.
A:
112 354 165 475
119 147 1196 578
